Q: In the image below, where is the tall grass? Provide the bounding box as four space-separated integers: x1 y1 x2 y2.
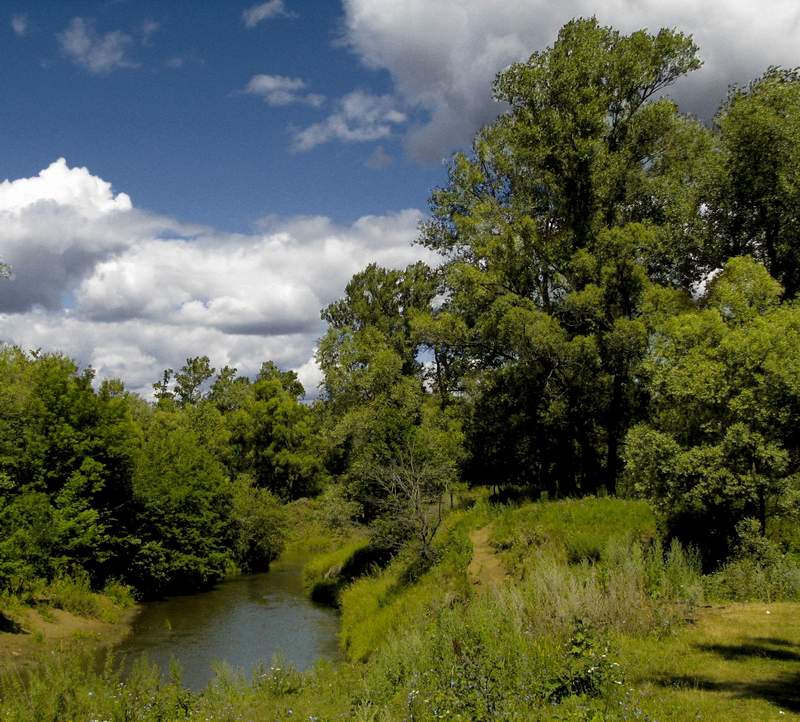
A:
46 575 135 622
0 574 135 629
491 496 657 571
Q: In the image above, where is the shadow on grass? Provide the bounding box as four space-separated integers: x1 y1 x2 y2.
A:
310 544 394 607
656 637 800 712
695 641 800 663
749 637 800 649
657 672 800 713
0 612 24 634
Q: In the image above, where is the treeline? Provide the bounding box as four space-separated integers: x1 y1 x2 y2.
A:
2 18 800 600
0 352 324 597
312 20 800 568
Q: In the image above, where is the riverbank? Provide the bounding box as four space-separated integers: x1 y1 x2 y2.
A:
2 496 800 719
0 601 139 670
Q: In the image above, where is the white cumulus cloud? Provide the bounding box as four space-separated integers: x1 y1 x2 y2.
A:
292 91 406 151
243 1 294 28
244 74 324 107
0 161 435 398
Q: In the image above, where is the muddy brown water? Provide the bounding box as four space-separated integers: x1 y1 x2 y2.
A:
114 552 340 691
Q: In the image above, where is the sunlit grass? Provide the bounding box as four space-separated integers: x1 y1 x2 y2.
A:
619 602 800 720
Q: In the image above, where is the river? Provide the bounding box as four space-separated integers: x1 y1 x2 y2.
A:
114 552 341 691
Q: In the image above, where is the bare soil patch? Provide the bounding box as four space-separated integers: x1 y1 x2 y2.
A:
468 525 507 590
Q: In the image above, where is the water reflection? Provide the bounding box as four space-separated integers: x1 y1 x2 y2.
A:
115 553 340 691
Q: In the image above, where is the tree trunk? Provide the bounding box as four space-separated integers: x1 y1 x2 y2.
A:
606 373 623 496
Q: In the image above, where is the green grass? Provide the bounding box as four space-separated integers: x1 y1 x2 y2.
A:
0 575 135 627
45 576 135 623
618 602 800 720
491 496 657 572
301 534 371 605
339 501 491 661
2 496 798 720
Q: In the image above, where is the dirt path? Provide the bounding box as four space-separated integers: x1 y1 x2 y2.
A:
468 525 507 590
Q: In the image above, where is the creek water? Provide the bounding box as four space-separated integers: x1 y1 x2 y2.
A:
114 552 340 691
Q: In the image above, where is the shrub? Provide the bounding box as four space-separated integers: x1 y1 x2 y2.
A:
706 518 800 601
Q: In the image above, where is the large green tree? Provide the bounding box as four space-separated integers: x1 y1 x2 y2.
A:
0 349 139 586
418 18 713 494
317 262 460 520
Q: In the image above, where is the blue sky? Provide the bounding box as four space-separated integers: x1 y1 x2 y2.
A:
1 0 798 396
2 0 443 231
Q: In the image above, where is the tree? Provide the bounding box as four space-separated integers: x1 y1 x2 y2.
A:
322 262 438 374
318 263 443 517
418 18 711 494
709 68 800 297
129 410 233 595
624 258 800 565
367 418 461 565
0 349 139 586
257 361 305 399
230 474 286 572
225 372 326 500
174 356 216 406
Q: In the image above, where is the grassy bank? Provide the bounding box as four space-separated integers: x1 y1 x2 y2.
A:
2 496 799 720
283 489 377 606
0 577 137 671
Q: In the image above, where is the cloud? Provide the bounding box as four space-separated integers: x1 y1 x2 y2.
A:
58 17 137 74
11 13 27 37
341 0 800 161
365 145 393 170
242 1 294 28
0 158 187 313
0 160 435 398
243 74 324 107
141 19 160 46
292 91 407 151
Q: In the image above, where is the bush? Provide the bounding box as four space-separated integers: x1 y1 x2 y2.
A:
230 475 286 573
706 518 800 601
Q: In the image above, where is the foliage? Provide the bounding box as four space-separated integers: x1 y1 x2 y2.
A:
0 348 139 589
0 347 289 602
230 474 286 573
226 374 326 500
491 497 657 570
418 19 714 496
317 262 451 520
706 519 800 601
128 410 234 595
624 257 800 564
709 67 800 296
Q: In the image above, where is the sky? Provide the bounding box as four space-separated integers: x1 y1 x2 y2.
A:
1 0 799 397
